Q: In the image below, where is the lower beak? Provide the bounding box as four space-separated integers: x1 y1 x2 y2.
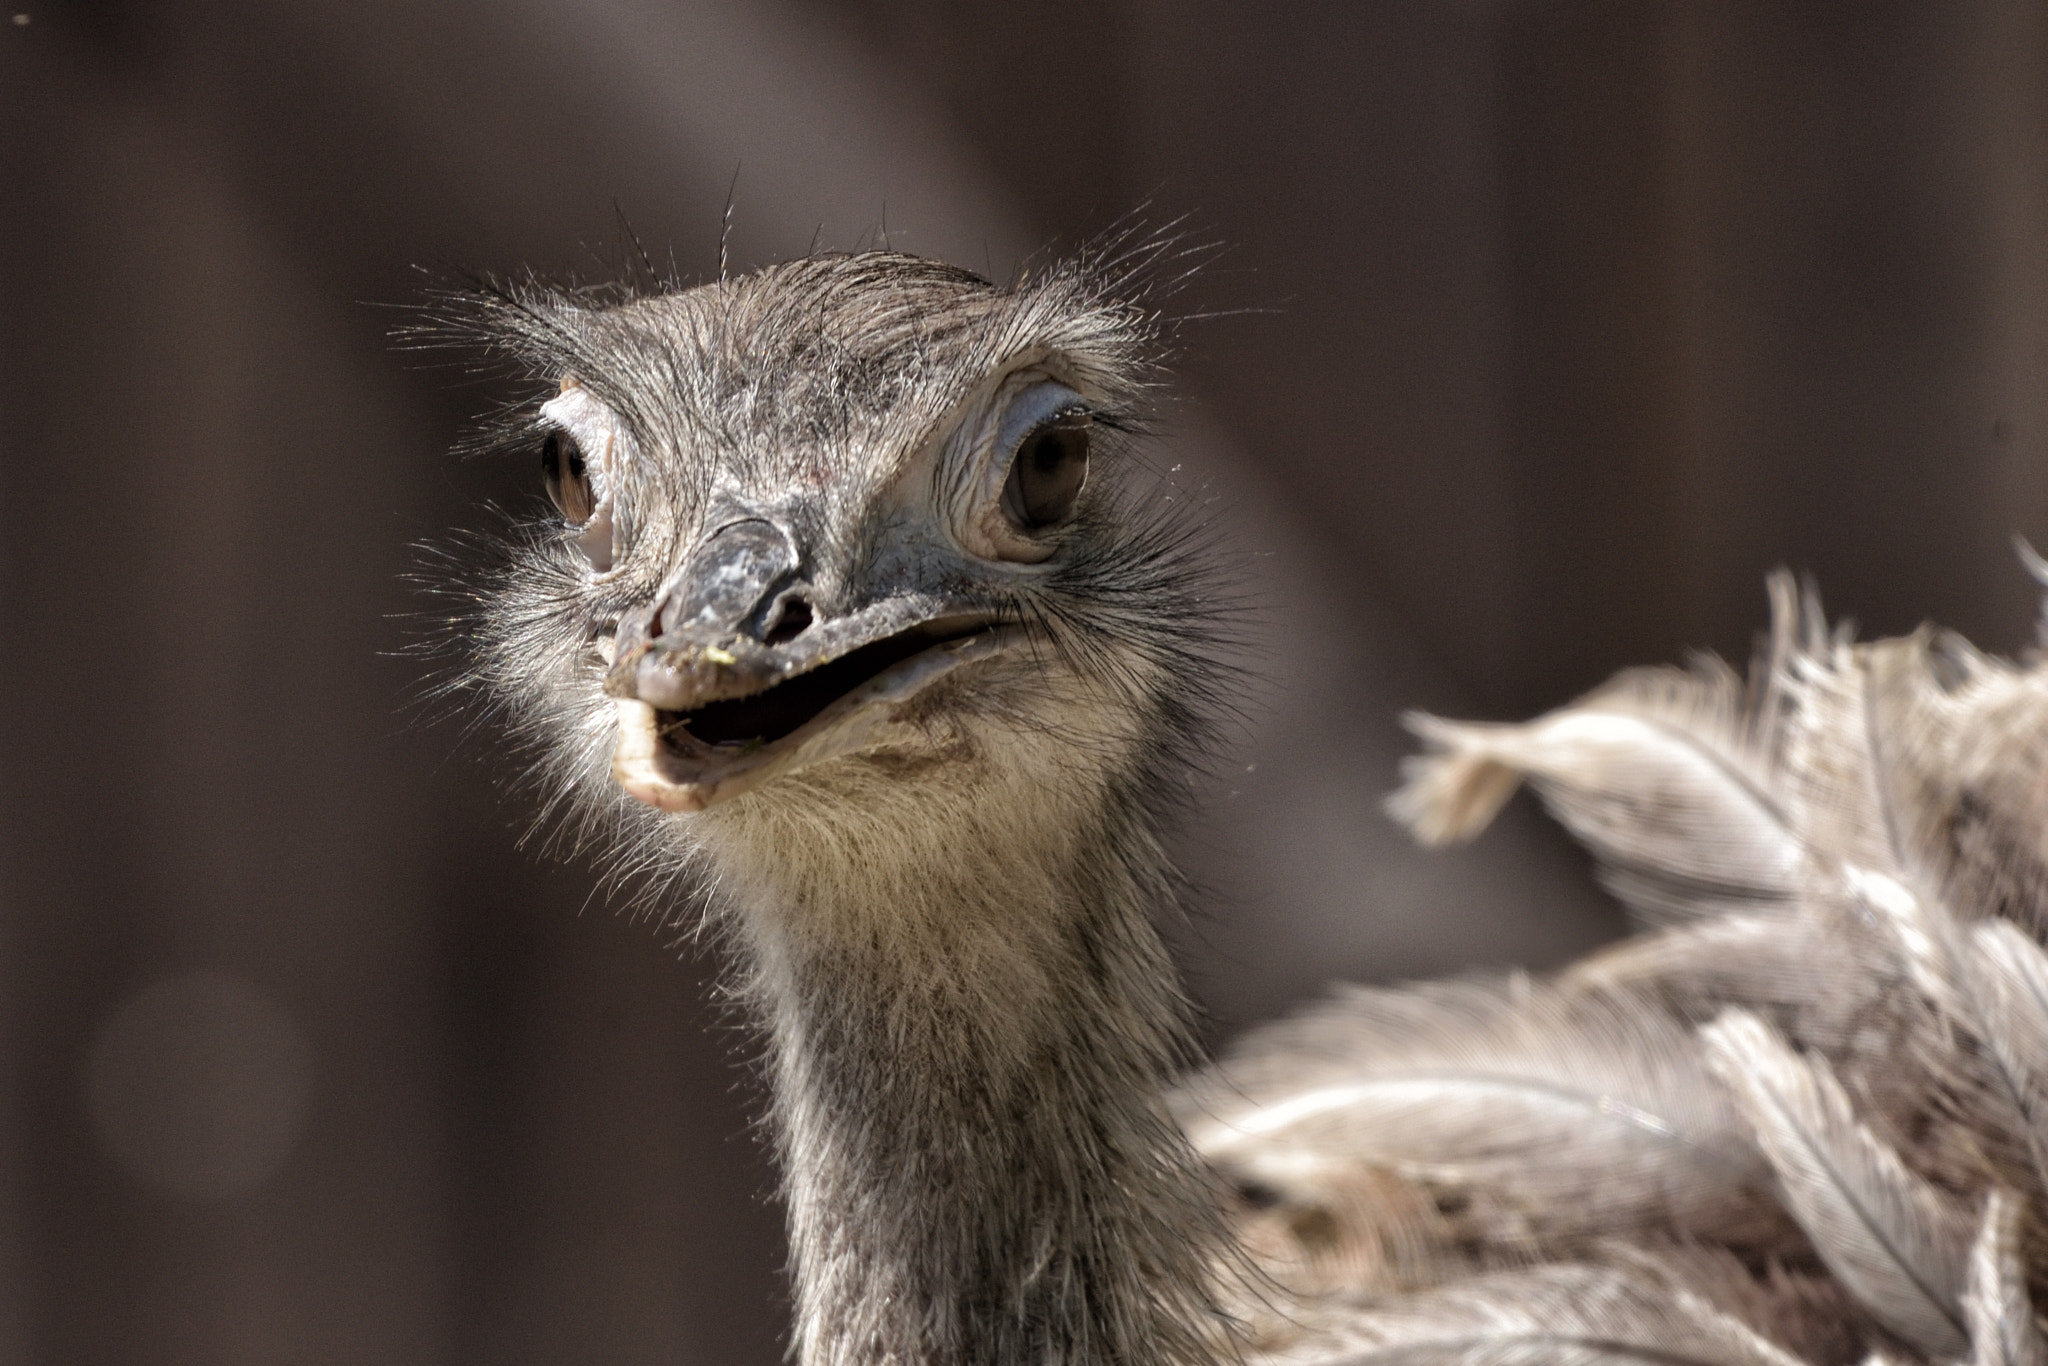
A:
608 621 1016 811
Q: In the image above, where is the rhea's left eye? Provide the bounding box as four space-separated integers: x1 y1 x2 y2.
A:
541 431 596 523
1001 412 1091 532
537 385 622 572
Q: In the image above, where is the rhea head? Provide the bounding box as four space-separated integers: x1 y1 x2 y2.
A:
469 252 1220 916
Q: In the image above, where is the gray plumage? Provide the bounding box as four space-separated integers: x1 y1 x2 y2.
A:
435 248 2048 1366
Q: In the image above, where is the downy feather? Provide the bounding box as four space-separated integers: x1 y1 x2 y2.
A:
1387 575 2048 934
1596 1244 1870 1366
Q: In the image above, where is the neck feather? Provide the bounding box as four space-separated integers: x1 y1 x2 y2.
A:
705 760 1233 1366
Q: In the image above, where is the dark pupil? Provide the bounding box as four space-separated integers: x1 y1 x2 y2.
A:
1004 417 1089 531
541 432 594 523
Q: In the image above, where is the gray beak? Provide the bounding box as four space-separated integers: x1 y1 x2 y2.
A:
602 514 1008 813
606 516 815 711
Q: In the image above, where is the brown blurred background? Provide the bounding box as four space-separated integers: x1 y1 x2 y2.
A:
5 2 2047 1361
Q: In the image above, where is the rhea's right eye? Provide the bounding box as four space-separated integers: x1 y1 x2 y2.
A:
542 431 595 523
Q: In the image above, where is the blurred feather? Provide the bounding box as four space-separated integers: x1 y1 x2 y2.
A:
1386 574 2048 937
1562 906 1905 1064
1700 1011 1972 1357
1185 977 1792 1296
1859 630 2048 940
1387 665 1805 926
1244 1264 1819 1366
1961 1192 2043 1366
1970 922 2048 1172
1841 870 2048 1211
1597 1244 1871 1366
1225 574 2048 1366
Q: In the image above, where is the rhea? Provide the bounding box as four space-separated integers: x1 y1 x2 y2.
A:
466 253 1233 1366
452 250 2048 1366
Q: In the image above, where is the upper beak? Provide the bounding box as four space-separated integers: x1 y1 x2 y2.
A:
604 516 1009 812
604 516 806 710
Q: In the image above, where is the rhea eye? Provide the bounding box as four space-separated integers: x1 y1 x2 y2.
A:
1000 411 1090 532
541 430 595 523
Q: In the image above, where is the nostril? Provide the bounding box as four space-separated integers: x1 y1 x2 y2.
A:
762 595 814 646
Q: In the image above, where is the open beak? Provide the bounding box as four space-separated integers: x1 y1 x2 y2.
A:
603 517 1013 812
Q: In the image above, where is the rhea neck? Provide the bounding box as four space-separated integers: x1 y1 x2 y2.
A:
702 755 1230 1366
